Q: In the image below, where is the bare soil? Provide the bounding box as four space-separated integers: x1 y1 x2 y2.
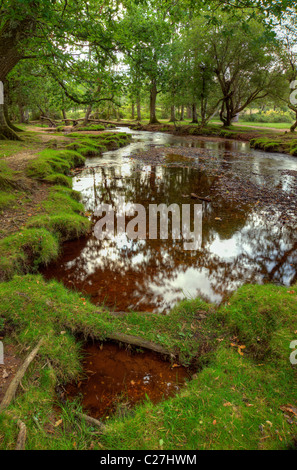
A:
0 342 22 403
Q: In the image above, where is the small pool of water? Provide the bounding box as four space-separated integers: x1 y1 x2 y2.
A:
65 343 188 420
42 128 297 312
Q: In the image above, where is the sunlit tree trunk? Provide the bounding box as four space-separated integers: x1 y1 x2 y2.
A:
62 109 70 125
136 96 141 121
179 105 184 121
131 101 135 120
83 104 92 126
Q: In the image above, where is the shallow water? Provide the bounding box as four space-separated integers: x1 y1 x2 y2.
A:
65 342 188 420
42 128 297 312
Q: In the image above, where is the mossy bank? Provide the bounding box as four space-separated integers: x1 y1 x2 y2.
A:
0 125 297 450
0 277 296 450
0 128 131 280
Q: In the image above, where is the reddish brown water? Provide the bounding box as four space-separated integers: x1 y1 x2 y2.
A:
66 343 188 419
42 128 297 312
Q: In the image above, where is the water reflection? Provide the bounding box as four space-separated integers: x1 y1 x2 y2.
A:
42 130 297 312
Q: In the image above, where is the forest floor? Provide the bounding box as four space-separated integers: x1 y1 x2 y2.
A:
0 124 296 450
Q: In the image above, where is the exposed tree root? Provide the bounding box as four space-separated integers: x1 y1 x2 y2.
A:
15 419 27 450
0 126 21 141
74 411 106 433
0 338 44 413
107 332 173 357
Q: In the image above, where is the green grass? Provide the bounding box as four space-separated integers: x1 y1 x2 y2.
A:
63 132 131 157
26 186 91 241
26 213 90 242
0 124 296 450
0 278 296 449
250 135 297 155
212 119 290 130
0 185 90 280
0 161 20 191
75 124 106 131
26 149 85 183
0 191 17 210
0 229 59 280
101 284 297 450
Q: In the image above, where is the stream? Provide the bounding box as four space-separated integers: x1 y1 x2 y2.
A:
42 127 297 313
42 127 297 418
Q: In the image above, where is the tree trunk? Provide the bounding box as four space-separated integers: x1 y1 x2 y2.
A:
191 103 198 124
136 96 141 121
290 111 297 132
0 103 20 140
149 82 159 124
219 100 233 127
4 103 23 133
19 104 27 123
179 105 184 121
131 101 135 120
83 104 92 126
0 16 37 139
187 105 192 120
169 105 177 122
62 109 70 125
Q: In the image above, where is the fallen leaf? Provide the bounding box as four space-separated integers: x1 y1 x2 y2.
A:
54 419 63 427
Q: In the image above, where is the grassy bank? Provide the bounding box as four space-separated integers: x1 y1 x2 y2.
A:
0 277 296 449
0 128 131 280
128 120 297 155
0 125 296 450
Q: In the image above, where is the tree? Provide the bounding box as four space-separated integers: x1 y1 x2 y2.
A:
175 20 223 127
118 4 173 124
0 0 117 139
200 13 282 127
273 14 297 132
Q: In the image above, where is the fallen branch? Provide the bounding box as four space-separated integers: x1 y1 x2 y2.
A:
107 332 173 357
40 116 57 127
74 411 106 433
15 419 27 450
0 338 44 413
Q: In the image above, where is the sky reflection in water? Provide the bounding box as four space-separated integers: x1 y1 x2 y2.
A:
42 129 297 312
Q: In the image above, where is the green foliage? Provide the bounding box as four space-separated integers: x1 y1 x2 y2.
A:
242 110 294 124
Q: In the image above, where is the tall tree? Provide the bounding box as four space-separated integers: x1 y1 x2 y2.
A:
118 4 173 124
0 0 117 139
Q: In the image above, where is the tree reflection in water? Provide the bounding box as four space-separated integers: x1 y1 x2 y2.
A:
41 132 297 312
